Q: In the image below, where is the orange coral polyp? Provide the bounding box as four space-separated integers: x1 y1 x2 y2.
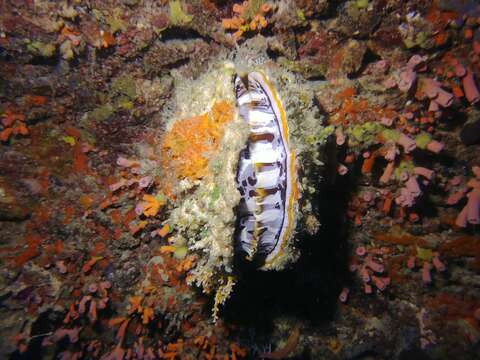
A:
258 15 267 28
233 3 244 14
1 108 28 142
260 3 271 13
142 194 164 217
160 101 234 186
222 1 270 39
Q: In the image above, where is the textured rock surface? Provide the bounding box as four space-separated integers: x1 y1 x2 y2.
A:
0 0 479 359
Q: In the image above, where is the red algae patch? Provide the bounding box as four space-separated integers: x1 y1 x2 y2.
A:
439 235 479 258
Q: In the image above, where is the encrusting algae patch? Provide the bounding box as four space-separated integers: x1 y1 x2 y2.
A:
160 100 235 197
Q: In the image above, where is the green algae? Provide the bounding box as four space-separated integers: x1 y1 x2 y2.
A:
106 8 128 33
115 96 134 110
154 192 166 204
169 0 192 25
210 185 220 202
394 160 414 180
415 132 432 149
92 9 103 21
61 136 76 146
90 103 114 121
27 41 56 58
174 245 188 260
111 75 136 100
278 58 328 79
381 128 400 142
356 0 369 9
320 125 335 140
416 246 433 261
60 40 74 60
86 75 137 122
306 125 334 145
346 2 361 18
351 126 365 142
404 31 434 50
296 9 306 22
208 185 221 209
347 122 383 146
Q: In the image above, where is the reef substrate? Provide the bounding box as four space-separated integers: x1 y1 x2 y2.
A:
0 0 479 359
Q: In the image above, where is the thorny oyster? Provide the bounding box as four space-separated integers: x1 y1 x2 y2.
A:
160 42 327 320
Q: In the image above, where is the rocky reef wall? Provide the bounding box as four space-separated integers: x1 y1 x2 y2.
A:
0 0 479 359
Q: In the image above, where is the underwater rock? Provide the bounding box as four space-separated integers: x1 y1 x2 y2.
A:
187 1 235 45
114 233 141 250
368 12 405 60
267 30 297 60
315 80 356 114
137 76 173 116
336 0 382 38
272 1 307 30
113 259 141 289
0 180 33 221
297 29 341 76
337 39 367 76
3 0 480 357
295 30 367 78
297 0 329 18
143 39 219 77
398 10 436 50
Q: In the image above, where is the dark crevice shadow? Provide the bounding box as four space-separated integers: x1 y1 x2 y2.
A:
9 310 62 360
266 46 280 62
27 54 60 67
348 47 381 80
223 136 355 355
159 27 208 42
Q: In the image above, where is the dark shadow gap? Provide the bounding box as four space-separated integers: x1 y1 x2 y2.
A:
223 136 355 357
159 27 208 42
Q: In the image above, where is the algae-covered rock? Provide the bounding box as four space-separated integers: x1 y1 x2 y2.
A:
89 103 115 121
278 57 328 79
347 122 384 147
295 30 367 78
0 183 32 221
59 40 74 60
106 7 129 34
398 12 435 50
336 0 381 38
267 30 297 60
297 0 329 17
143 39 217 77
111 74 137 100
26 41 56 58
339 39 367 76
169 0 192 25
